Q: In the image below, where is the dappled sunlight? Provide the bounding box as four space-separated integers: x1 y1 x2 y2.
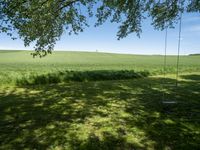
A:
0 74 200 149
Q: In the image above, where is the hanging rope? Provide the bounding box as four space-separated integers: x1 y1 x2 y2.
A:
175 11 183 88
164 28 168 80
162 27 168 101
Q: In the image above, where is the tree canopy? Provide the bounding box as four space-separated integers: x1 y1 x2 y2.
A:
0 0 200 56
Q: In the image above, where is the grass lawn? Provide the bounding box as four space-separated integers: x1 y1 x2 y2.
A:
0 73 199 149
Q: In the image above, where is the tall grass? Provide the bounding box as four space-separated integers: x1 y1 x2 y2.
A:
15 70 150 85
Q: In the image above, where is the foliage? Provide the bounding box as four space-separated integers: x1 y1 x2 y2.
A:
0 74 200 149
0 0 200 56
189 53 200 56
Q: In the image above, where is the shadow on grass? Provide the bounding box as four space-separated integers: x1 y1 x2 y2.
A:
16 70 150 86
0 74 199 149
180 74 200 81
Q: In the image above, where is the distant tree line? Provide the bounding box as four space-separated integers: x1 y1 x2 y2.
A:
189 53 200 56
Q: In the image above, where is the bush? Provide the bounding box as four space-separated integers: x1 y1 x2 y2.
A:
16 70 150 86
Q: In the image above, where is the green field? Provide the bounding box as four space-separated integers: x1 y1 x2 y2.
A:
0 50 200 85
0 50 200 149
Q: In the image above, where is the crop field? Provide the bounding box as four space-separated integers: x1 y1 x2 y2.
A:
0 50 200 149
0 50 199 85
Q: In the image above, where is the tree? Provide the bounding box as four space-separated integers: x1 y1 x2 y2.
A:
0 0 199 57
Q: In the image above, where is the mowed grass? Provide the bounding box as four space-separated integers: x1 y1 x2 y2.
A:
0 50 200 149
0 74 200 149
0 50 200 85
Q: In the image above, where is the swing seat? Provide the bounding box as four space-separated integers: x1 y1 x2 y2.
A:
162 101 177 104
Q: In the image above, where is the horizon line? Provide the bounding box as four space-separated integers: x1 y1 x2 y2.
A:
0 49 197 56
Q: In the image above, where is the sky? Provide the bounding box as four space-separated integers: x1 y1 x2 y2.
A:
0 12 200 55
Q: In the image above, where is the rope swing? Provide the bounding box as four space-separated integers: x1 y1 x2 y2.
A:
162 8 183 104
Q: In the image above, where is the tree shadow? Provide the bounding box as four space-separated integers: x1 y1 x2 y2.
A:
180 74 200 81
0 74 199 149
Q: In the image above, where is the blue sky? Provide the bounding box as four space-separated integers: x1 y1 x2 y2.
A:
0 12 200 55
